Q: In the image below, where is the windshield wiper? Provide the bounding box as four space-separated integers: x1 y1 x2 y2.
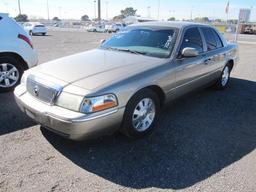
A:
103 47 146 55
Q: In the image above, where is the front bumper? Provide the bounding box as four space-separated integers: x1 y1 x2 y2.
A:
14 85 125 140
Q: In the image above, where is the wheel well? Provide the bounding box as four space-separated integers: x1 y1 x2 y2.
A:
0 52 29 70
143 85 166 107
227 60 234 71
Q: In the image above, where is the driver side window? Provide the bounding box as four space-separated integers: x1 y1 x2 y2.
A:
180 27 203 54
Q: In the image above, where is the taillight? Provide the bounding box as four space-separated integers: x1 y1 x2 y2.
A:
18 34 33 49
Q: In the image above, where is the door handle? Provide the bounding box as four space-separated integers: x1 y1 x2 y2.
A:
204 58 212 65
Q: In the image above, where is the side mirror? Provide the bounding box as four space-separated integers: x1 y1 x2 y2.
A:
181 47 199 58
100 39 106 44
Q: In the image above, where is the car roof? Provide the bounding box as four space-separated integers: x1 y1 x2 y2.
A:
130 21 209 29
27 22 44 25
0 13 9 19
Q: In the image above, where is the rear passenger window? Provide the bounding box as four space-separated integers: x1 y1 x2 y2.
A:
212 30 223 48
201 27 223 51
180 27 203 53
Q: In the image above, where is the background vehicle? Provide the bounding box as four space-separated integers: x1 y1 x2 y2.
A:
23 22 47 36
87 24 106 33
0 13 38 92
14 22 238 140
244 25 256 34
105 23 126 33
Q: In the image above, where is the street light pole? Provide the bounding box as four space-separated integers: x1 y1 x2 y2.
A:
147 6 151 18
105 1 108 20
98 0 101 21
18 0 21 15
157 0 160 20
47 0 50 20
93 0 96 19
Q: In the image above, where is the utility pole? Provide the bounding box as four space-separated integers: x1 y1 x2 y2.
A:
46 0 50 20
18 0 21 15
98 0 101 21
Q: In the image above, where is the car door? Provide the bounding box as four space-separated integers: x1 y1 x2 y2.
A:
173 26 208 98
199 27 226 81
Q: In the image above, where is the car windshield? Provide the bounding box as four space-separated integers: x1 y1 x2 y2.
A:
100 27 178 58
35 25 45 27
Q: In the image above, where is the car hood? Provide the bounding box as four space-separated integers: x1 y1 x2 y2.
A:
32 49 166 90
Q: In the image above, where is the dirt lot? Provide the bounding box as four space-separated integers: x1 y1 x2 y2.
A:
0 31 255 192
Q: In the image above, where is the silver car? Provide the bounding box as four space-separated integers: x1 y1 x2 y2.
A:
14 22 239 140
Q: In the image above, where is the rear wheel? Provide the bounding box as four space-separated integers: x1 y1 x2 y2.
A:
42 33 46 36
121 89 160 139
0 57 24 92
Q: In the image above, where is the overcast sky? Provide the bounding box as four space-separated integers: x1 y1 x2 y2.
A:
0 0 255 21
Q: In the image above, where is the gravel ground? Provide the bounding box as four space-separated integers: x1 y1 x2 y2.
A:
0 31 255 192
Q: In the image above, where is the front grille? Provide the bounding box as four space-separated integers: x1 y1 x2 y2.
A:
26 75 62 104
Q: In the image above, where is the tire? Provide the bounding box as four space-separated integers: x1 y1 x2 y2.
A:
0 56 24 92
214 64 231 90
120 89 161 139
42 33 46 36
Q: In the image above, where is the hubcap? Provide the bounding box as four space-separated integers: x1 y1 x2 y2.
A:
0 63 19 88
221 66 230 86
132 98 156 132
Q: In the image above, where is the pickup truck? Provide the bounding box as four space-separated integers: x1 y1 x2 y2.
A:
14 22 239 140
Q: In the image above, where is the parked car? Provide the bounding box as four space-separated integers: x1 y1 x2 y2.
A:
14 22 238 140
105 23 126 33
87 24 106 33
244 25 256 34
0 13 38 92
23 22 47 36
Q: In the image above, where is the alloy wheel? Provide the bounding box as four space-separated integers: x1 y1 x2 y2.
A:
0 63 20 88
132 98 156 132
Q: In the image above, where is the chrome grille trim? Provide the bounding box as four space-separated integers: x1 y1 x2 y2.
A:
26 75 63 105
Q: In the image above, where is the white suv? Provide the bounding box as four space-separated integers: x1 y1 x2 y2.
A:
23 22 47 36
0 13 38 92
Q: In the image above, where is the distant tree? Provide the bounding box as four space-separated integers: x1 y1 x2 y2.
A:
194 17 210 23
228 19 238 24
52 17 61 21
81 15 89 21
214 19 222 23
120 7 137 17
202 17 210 23
14 14 28 22
168 17 175 21
113 15 125 21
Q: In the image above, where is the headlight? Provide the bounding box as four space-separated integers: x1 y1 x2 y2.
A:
56 92 84 112
80 94 118 113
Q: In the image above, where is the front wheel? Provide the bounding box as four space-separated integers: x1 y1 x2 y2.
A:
214 65 231 90
121 89 160 139
0 57 24 92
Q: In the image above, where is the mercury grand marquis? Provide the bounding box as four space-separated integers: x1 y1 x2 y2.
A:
14 22 239 140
